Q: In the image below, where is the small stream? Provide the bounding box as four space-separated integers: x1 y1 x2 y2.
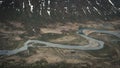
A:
0 29 119 56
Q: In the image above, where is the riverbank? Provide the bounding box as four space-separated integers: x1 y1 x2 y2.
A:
0 20 120 68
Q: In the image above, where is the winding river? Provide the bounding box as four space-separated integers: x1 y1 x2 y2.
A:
0 29 120 56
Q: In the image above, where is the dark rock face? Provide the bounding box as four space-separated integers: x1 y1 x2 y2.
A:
0 0 120 22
